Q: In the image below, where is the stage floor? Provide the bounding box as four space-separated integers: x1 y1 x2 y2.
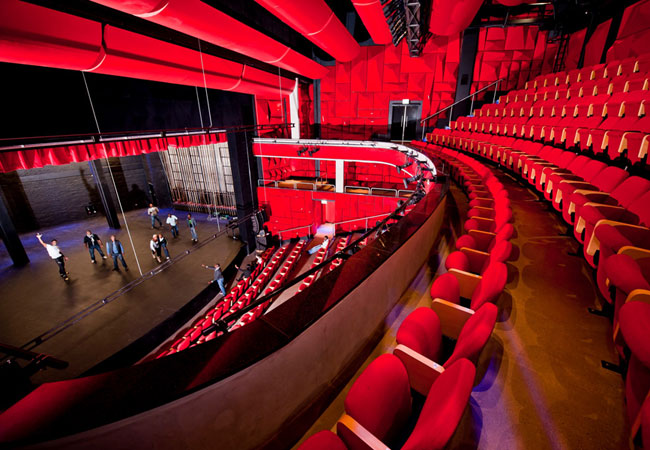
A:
0 208 242 383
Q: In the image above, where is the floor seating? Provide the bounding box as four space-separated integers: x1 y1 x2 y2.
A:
422 52 650 445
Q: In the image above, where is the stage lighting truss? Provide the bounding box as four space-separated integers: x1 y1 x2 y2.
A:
381 0 431 57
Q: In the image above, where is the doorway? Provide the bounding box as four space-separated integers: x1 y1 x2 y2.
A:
389 101 422 142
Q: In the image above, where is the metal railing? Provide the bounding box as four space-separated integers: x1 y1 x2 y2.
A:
420 78 504 138
277 224 313 240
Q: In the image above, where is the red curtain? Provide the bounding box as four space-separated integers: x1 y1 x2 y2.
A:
0 133 226 173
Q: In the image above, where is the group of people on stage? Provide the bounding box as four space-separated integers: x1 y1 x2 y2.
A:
37 205 203 281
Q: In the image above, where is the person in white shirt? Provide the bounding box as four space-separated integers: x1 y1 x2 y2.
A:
150 234 162 263
147 203 163 229
308 235 330 255
166 213 179 238
36 233 69 280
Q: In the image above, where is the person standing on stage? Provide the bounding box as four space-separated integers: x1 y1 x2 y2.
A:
201 263 227 297
83 230 107 264
187 213 198 242
166 213 179 238
150 234 162 263
147 203 163 229
106 235 128 272
157 233 170 260
36 233 69 281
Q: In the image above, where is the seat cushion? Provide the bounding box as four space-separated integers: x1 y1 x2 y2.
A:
430 273 461 304
397 307 443 362
344 354 412 443
619 301 650 368
298 431 347 450
445 303 498 367
402 359 475 450
604 254 650 295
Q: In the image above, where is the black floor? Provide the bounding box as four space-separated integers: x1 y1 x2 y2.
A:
0 208 242 383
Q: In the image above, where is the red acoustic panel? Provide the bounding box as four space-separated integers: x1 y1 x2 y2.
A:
336 62 352 84
351 48 369 92
583 19 611 66
565 28 586 71
505 27 526 50
607 0 650 60
366 46 385 92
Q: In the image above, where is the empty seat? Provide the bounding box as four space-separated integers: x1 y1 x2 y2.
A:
446 240 512 274
335 354 475 450
455 223 515 252
430 262 507 312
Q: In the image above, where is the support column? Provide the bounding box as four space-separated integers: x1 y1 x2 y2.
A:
335 160 344 193
313 79 321 139
227 131 257 253
452 28 480 121
88 160 120 229
0 188 28 266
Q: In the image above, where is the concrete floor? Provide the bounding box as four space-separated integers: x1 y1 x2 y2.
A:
0 207 242 383
293 173 627 449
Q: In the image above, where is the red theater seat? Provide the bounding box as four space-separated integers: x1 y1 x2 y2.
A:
455 223 515 252
446 240 512 274
297 431 348 450
430 262 508 311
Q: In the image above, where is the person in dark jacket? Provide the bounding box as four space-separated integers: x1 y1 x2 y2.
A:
202 263 227 296
106 235 128 272
83 230 106 264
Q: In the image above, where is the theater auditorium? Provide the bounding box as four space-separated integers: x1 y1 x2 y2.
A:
0 0 649 448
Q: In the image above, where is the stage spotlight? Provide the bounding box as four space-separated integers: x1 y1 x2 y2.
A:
297 146 309 156
395 160 412 174
403 174 421 189
308 146 320 156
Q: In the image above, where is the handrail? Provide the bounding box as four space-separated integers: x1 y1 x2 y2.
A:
205 182 438 334
277 224 313 239
419 78 504 131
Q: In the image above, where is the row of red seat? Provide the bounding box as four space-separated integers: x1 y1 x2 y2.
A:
452 95 650 167
297 238 337 293
427 66 650 443
327 235 352 272
155 246 278 358
296 146 511 449
263 240 307 296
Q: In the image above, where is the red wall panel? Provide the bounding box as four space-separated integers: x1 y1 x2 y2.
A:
583 19 611 67
565 28 586 71
607 0 650 61
320 39 460 139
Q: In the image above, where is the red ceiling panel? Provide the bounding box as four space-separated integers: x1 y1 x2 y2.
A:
0 0 103 71
351 0 392 45
255 0 360 62
429 0 483 36
88 0 327 79
336 62 352 84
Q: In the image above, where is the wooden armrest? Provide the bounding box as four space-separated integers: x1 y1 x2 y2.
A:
470 198 494 207
448 269 483 299
618 246 650 260
431 298 474 339
558 180 596 187
468 229 497 249
460 247 490 272
582 202 626 213
393 344 445 396
472 216 495 224
572 189 605 196
337 414 391 450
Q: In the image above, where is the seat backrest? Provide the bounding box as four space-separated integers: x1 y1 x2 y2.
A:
566 155 590 173
556 151 577 168
578 159 607 182
430 273 460 304
396 307 443 362
610 176 650 208
627 190 650 227
445 303 498 367
401 359 476 450
488 240 513 265
343 354 412 443
592 166 628 192
470 262 508 310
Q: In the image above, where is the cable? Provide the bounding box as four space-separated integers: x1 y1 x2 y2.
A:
197 39 213 128
82 71 143 276
195 86 204 129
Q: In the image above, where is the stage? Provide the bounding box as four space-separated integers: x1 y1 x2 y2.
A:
0 208 243 383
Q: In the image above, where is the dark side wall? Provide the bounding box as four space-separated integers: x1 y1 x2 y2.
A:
0 154 170 232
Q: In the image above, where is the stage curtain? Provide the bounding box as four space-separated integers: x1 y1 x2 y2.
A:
0 133 226 173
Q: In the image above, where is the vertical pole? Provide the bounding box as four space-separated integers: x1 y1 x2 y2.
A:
470 95 475 116
0 188 29 266
89 159 120 229
448 105 453 128
401 106 407 143
493 80 500 104
421 119 426 140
